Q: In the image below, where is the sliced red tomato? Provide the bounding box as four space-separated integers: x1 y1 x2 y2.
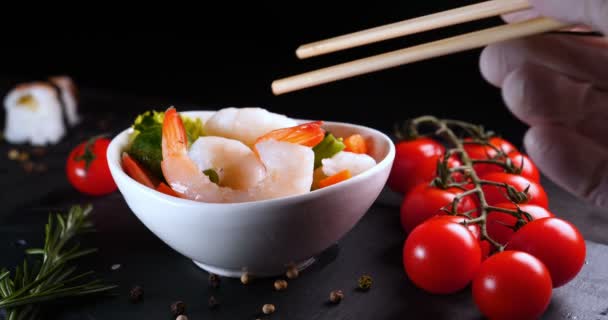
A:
121 153 158 189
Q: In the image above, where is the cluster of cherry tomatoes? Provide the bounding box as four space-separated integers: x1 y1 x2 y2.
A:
389 133 586 319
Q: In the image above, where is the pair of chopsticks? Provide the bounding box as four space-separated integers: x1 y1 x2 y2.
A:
271 0 588 95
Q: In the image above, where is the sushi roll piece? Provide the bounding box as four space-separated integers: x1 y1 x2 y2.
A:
49 75 80 126
3 82 66 146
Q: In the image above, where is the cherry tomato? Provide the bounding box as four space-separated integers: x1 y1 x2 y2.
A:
403 216 481 294
433 215 481 239
444 154 465 182
480 172 548 208
388 138 444 194
486 203 554 246
400 184 476 233
479 240 492 260
473 251 552 320
463 137 517 176
478 151 541 182
66 137 117 196
507 218 586 287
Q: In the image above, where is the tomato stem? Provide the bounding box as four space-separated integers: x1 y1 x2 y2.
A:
408 116 533 252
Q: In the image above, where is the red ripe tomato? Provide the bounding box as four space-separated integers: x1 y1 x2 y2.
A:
479 240 492 260
463 137 517 175
430 215 481 239
478 151 540 182
480 172 548 208
66 137 117 196
400 184 476 233
486 203 554 246
507 218 586 288
473 251 552 320
388 138 444 194
403 216 481 294
445 154 465 182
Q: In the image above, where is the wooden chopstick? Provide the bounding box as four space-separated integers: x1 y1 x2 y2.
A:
296 0 531 59
272 17 569 96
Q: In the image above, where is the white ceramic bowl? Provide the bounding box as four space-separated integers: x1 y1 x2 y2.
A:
107 111 395 277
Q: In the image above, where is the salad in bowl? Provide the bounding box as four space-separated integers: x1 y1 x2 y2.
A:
107 107 395 276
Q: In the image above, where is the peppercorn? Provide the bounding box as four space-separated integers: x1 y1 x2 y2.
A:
208 273 220 288
208 295 219 309
286 265 299 279
240 272 251 285
358 275 373 291
329 290 344 304
274 279 288 291
176 315 188 320
262 304 275 314
129 285 144 303
171 301 186 316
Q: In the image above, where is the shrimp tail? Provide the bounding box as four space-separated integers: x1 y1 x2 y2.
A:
162 107 189 157
255 121 326 147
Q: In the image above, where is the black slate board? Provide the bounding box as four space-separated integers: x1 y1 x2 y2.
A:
0 89 607 319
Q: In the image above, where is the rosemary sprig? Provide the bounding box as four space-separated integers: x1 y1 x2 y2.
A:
0 205 117 320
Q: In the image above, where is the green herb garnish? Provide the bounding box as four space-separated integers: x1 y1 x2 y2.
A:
203 169 220 184
0 205 116 319
127 110 204 179
312 133 345 168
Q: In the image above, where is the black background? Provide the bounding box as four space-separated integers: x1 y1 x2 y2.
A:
0 0 525 142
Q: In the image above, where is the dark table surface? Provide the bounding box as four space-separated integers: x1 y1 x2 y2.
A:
1 89 607 320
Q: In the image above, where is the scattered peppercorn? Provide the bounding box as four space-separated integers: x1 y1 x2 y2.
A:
8 149 19 160
274 279 288 291
358 275 373 291
262 304 275 315
286 265 299 279
171 301 186 316
208 273 220 288
329 290 344 304
240 272 251 285
208 295 219 309
176 315 188 320
129 285 144 303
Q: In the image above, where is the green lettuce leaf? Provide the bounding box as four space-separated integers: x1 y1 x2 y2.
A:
126 110 204 179
312 132 345 168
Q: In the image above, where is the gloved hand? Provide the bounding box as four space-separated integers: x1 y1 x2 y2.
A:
479 0 608 208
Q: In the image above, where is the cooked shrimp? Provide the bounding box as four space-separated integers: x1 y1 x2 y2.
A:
321 151 376 177
188 136 265 190
204 107 298 147
161 108 322 203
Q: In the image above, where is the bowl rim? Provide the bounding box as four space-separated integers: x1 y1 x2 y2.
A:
107 109 396 208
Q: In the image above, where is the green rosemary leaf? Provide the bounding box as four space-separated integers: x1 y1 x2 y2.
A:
25 249 44 255
0 204 115 317
0 270 10 283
